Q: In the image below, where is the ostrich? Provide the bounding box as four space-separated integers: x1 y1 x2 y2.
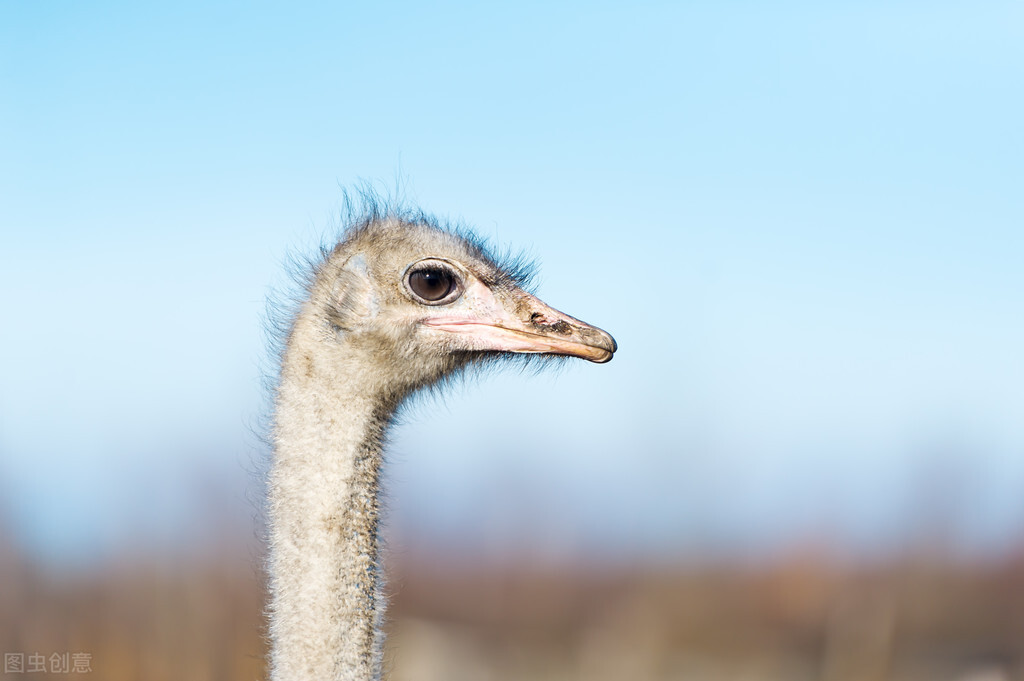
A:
267 201 616 681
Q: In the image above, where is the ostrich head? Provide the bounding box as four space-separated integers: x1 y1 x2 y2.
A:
298 215 616 399
269 206 616 681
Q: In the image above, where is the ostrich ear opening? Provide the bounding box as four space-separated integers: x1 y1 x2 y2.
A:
328 253 379 331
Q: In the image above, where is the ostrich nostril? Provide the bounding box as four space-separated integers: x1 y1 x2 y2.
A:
530 312 568 331
529 311 573 335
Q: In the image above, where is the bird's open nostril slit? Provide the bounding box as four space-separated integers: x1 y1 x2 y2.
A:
529 312 573 335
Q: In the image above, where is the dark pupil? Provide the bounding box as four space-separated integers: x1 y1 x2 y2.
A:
409 268 454 301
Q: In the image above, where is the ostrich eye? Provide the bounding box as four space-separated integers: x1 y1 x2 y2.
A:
408 267 458 303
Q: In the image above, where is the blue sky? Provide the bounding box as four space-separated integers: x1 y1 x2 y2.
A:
2 2 1022 565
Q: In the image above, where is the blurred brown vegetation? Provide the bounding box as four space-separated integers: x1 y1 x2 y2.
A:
0 547 266 681
3 533 1024 681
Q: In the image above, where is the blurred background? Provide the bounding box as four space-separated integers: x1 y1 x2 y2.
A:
2 2 1023 680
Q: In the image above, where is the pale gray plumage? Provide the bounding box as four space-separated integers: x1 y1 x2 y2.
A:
267 205 615 680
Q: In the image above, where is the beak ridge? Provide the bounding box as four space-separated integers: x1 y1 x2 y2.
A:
422 284 616 363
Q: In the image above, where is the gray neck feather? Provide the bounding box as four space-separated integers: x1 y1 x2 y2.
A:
268 312 396 681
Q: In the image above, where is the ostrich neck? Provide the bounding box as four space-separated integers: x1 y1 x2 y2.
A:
268 325 395 681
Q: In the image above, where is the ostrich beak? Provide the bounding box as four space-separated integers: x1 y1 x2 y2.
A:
421 280 617 363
